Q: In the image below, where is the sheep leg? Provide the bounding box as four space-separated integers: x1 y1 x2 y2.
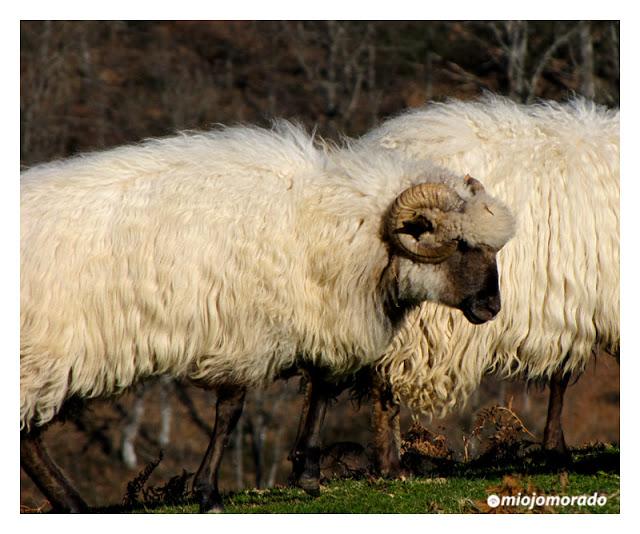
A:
21 429 88 513
289 370 329 496
371 372 403 477
543 369 571 454
193 385 246 513
288 370 313 483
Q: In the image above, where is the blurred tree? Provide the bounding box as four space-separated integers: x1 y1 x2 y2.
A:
21 20 620 166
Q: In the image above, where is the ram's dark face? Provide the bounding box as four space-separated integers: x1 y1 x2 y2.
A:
393 240 502 325
434 241 501 324
385 176 511 325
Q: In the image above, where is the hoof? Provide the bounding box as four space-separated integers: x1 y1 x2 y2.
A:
298 473 320 496
50 495 89 513
69 502 89 514
196 488 224 514
50 503 88 514
386 468 410 480
542 442 572 470
198 500 224 514
377 464 408 479
204 503 224 514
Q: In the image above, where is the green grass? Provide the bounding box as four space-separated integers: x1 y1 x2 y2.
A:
141 474 618 514
116 444 619 514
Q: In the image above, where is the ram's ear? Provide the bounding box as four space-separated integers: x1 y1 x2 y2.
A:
464 174 485 195
394 214 434 240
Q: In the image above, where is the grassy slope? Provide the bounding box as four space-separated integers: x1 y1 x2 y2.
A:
120 444 619 514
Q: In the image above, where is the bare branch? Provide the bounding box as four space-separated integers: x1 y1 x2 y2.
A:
578 21 595 100
527 25 580 102
505 21 528 100
280 21 317 83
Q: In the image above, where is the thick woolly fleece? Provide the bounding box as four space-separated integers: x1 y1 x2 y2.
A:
363 96 619 417
20 121 512 430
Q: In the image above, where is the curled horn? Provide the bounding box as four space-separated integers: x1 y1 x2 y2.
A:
386 182 462 263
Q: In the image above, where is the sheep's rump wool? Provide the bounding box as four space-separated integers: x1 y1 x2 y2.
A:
21 121 487 430
364 96 620 416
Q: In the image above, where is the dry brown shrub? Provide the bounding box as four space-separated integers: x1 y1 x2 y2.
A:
469 403 538 461
122 449 194 509
402 422 453 460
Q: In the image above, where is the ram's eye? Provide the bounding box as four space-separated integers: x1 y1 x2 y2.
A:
457 239 470 252
396 216 434 239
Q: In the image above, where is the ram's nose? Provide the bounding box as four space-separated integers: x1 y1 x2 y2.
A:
461 294 501 325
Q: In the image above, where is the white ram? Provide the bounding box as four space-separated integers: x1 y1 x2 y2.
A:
362 96 619 458
20 121 514 511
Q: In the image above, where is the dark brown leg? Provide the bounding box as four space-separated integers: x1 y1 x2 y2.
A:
288 370 330 496
21 429 88 513
371 372 403 477
288 370 312 482
543 368 571 454
193 385 246 513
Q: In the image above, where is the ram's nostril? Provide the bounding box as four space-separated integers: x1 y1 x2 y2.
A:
487 296 501 316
